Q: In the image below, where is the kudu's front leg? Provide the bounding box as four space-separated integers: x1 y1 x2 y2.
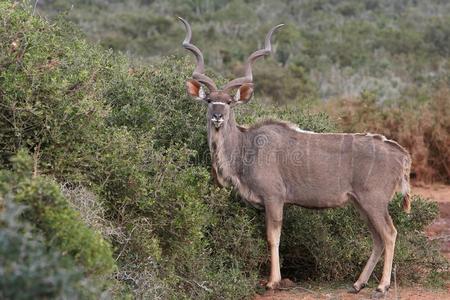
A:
265 202 284 289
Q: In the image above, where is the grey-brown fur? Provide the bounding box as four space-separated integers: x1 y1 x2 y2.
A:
208 109 411 297
179 18 412 298
214 117 411 211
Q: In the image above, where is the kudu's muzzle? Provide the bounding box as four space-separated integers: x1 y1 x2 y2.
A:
211 113 224 129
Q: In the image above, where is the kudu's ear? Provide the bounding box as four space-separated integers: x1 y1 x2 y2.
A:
186 79 206 101
233 83 254 105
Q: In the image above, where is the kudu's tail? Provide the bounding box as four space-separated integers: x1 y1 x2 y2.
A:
401 155 412 213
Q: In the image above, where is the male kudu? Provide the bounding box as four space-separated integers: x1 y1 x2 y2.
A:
178 17 411 298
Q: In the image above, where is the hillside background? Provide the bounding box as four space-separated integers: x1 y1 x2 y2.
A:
0 1 448 299
38 0 450 183
39 0 450 101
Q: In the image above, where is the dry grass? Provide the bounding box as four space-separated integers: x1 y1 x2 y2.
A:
61 184 125 241
321 85 450 184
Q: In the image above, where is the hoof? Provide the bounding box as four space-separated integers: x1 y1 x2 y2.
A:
347 283 366 294
372 286 389 299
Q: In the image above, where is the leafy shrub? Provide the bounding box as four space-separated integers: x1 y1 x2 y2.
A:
0 194 101 300
0 150 116 276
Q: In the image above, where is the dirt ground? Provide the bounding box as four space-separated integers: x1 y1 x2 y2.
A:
254 286 450 300
416 184 450 260
254 184 450 300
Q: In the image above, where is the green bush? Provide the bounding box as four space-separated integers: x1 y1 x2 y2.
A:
0 150 116 276
0 194 101 300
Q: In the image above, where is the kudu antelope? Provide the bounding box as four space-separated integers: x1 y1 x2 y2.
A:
179 17 412 298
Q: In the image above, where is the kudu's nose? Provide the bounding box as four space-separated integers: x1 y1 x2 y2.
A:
211 113 224 129
213 113 223 120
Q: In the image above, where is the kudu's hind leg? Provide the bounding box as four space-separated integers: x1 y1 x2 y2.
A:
351 218 384 293
371 210 397 297
357 197 397 298
265 202 284 289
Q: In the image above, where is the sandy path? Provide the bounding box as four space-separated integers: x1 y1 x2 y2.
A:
255 286 450 300
416 184 450 259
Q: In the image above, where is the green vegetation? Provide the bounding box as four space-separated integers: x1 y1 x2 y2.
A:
0 194 102 300
38 0 450 102
2 152 116 276
0 1 448 299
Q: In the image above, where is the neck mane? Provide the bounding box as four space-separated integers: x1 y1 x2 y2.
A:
208 111 242 187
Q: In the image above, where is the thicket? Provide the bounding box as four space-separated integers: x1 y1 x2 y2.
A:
0 194 102 300
0 2 447 299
